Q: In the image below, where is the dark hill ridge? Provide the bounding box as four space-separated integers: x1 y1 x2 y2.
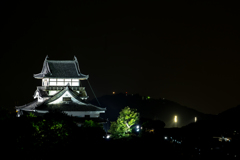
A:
214 105 240 130
88 93 214 128
182 105 240 133
217 105 240 118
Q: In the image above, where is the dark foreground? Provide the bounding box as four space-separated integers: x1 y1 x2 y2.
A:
1 111 239 160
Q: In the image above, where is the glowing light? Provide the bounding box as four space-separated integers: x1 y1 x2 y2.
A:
72 82 79 86
57 82 64 86
49 82 57 86
113 92 115 94
174 116 177 122
195 117 197 122
136 125 140 132
147 96 150 99
164 136 168 140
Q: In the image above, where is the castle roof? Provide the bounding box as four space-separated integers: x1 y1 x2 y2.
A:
34 56 89 79
16 85 106 112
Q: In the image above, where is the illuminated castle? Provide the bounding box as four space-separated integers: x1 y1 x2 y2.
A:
15 56 106 123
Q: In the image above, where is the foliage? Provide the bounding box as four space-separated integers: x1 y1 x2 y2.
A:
17 110 78 150
26 112 37 118
109 106 139 139
79 120 105 141
82 120 102 128
140 119 165 136
13 109 108 157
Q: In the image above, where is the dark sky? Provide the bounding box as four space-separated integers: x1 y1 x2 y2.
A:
1 1 240 114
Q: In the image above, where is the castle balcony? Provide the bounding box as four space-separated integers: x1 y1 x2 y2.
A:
37 86 87 96
37 86 85 91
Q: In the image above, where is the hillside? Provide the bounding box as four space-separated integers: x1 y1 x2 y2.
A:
88 93 214 128
215 105 240 130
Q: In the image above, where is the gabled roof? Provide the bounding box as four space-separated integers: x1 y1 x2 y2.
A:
33 88 49 98
15 100 44 110
16 85 106 112
36 103 106 112
43 84 81 104
34 56 89 79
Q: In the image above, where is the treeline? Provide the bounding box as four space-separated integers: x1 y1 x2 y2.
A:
0 108 106 159
1 107 180 160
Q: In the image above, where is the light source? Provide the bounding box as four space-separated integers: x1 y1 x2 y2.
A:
174 116 177 122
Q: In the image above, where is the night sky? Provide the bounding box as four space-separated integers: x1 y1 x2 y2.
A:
1 1 239 114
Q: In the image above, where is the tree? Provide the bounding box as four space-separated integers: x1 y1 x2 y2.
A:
82 120 102 128
20 110 78 151
80 120 105 141
140 118 165 136
109 106 139 139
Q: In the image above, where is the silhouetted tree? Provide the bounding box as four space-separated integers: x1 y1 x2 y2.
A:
79 120 105 141
140 118 165 136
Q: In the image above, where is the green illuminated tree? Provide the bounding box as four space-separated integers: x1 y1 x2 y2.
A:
109 106 139 139
28 110 77 149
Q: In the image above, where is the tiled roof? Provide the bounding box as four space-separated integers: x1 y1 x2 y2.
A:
37 103 105 111
16 85 106 112
15 100 44 110
34 56 88 79
43 84 84 104
33 88 49 98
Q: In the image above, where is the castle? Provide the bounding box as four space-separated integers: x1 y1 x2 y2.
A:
15 56 106 125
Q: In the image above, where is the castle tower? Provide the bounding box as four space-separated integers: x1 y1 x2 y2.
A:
34 55 88 98
15 56 106 124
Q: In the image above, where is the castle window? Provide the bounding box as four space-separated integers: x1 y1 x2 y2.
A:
48 79 79 86
49 81 57 86
57 82 64 86
63 97 71 102
72 82 79 86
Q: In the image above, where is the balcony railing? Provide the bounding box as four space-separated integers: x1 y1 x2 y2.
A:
37 86 87 97
37 86 85 91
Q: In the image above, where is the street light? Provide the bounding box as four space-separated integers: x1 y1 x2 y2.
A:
136 125 140 132
174 115 177 127
174 116 177 122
